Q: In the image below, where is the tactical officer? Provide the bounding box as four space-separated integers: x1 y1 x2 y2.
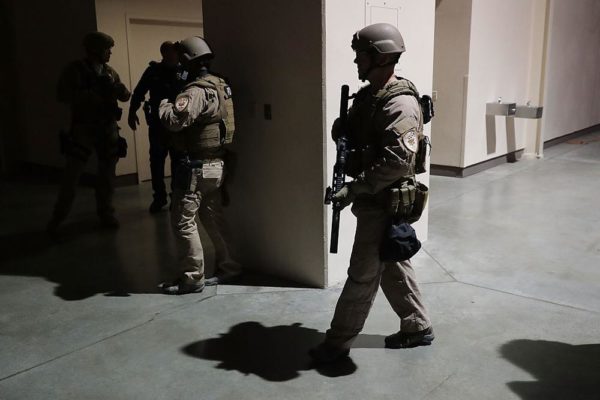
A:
158 36 241 294
128 41 185 213
48 31 131 234
310 23 434 363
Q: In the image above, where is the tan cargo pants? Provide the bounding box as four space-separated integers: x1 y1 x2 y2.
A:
52 122 119 223
325 204 431 349
170 160 240 284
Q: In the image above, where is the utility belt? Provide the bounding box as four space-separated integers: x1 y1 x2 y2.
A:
386 177 429 224
173 155 224 191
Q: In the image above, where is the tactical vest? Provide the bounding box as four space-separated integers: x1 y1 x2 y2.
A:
172 74 235 159
59 60 121 124
348 78 430 222
346 77 424 178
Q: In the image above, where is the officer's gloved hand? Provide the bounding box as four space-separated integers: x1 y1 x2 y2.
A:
331 118 342 141
333 184 355 210
128 112 139 131
334 181 372 209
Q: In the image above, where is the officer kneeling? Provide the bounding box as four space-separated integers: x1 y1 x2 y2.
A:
158 36 241 295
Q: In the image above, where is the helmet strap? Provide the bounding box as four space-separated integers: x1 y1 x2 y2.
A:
362 53 396 81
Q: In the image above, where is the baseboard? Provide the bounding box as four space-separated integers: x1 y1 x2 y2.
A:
543 124 600 149
6 162 138 187
431 149 524 178
431 123 600 178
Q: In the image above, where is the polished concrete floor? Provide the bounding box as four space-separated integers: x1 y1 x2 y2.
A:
1 132 599 399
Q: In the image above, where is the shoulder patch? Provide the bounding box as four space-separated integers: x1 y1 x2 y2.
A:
175 95 190 112
402 130 418 153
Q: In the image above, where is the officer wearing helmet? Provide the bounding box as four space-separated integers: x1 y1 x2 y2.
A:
310 23 434 363
48 31 131 234
158 36 241 294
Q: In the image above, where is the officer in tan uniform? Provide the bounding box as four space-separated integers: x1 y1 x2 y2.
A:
48 31 131 234
159 36 241 295
310 23 434 363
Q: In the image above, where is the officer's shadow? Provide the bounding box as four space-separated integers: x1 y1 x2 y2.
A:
500 339 600 400
182 321 385 381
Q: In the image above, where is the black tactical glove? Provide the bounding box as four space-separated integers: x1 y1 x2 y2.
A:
331 117 342 141
333 181 371 209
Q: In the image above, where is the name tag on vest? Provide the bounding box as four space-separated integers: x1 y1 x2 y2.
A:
202 161 223 179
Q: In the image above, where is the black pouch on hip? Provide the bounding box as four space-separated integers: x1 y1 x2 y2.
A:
117 136 128 158
380 221 421 262
415 135 431 175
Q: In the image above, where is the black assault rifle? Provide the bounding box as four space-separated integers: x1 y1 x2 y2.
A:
325 84 353 253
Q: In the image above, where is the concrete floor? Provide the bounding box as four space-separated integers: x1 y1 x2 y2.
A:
1 132 600 399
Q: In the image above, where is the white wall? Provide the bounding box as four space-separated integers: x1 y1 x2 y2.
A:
95 0 203 176
325 0 436 285
203 0 327 287
541 0 600 142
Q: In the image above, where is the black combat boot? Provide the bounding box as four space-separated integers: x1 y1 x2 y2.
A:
384 326 435 349
149 197 168 214
160 279 205 295
309 342 350 364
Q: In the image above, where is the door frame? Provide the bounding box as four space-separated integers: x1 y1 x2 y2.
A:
124 14 203 183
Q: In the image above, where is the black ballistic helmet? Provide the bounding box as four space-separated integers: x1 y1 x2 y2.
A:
83 31 115 52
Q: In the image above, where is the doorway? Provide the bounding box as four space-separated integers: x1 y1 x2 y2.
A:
125 17 203 182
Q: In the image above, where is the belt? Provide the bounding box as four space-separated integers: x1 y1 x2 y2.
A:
181 157 223 168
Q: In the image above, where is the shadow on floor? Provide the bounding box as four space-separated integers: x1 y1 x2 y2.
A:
500 339 600 400
182 321 386 381
0 214 175 301
0 212 309 301
222 271 312 289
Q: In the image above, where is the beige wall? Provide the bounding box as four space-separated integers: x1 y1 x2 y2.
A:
541 0 600 143
462 0 544 167
203 0 326 287
326 0 436 285
4 0 97 171
431 0 472 167
432 0 600 168
94 0 203 176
